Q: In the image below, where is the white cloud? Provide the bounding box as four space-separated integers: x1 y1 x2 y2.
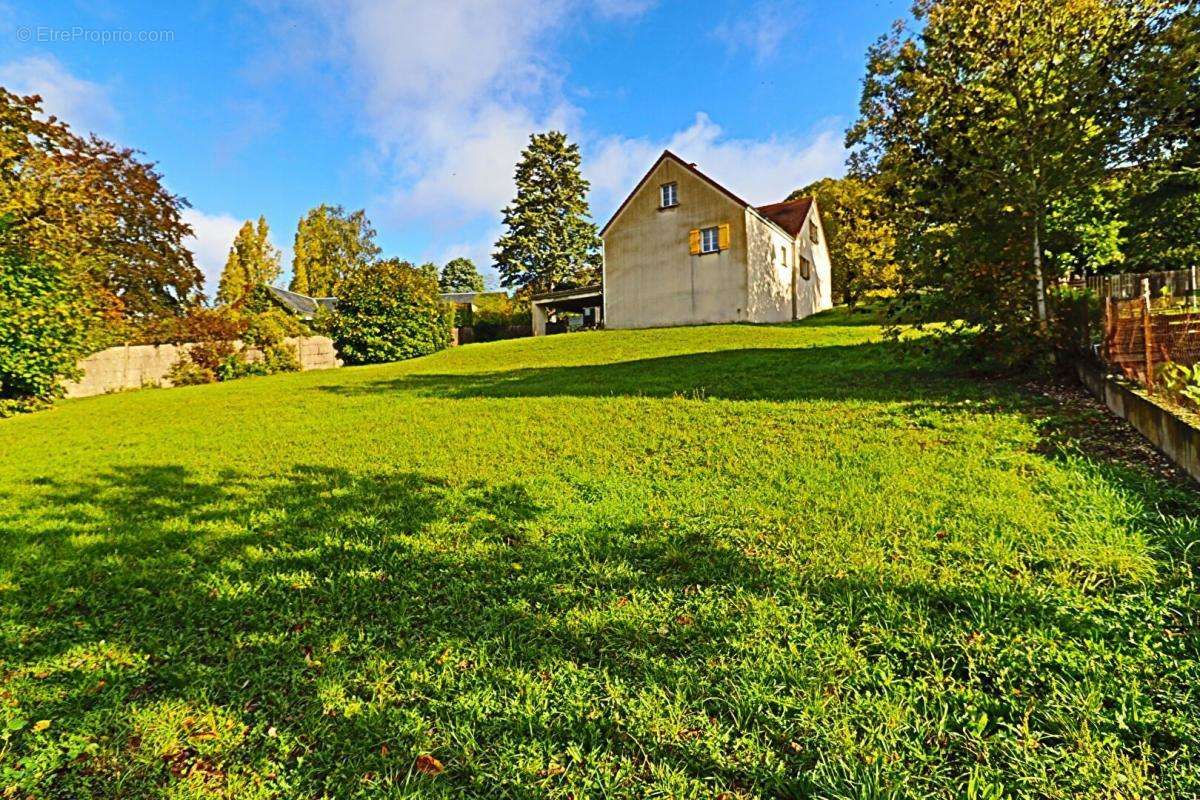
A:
587 112 847 220
592 0 657 19
432 226 505 289
263 0 638 249
283 0 582 224
182 210 242 295
720 1 801 63
0 54 119 136
183 209 294 297
262 1 838 266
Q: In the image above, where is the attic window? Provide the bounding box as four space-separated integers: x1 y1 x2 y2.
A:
809 220 819 244
660 182 678 208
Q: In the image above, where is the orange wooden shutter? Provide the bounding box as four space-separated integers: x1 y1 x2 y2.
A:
689 229 701 255
718 223 730 250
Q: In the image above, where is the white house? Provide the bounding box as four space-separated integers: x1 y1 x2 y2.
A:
597 150 833 330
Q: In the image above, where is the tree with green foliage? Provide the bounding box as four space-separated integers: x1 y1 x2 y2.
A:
494 131 601 293
325 257 452 364
216 217 280 305
1 89 202 321
290 205 381 296
439 257 485 293
417 262 440 284
848 0 1160 363
789 177 898 306
0 240 90 415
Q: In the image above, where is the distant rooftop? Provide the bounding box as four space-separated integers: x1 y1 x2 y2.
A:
440 290 508 305
265 285 337 318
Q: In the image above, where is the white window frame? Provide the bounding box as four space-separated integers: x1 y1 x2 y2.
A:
700 226 720 254
809 220 819 244
660 182 678 208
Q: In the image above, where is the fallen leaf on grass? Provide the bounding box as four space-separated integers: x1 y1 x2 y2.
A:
415 754 444 776
33 719 51 732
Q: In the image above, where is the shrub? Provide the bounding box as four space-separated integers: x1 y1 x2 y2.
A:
244 307 304 347
0 247 90 416
327 259 452 364
1157 361 1200 408
166 356 216 386
471 293 531 341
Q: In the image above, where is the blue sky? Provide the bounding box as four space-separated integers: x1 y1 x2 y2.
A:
0 0 910 291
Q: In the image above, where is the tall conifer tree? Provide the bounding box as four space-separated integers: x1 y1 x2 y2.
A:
494 131 601 293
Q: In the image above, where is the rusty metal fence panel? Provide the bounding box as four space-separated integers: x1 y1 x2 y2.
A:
1081 268 1200 388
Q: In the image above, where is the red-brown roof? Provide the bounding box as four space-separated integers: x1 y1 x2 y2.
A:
599 150 814 238
755 197 814 237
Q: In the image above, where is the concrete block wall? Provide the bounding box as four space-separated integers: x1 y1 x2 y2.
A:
63 336 341 399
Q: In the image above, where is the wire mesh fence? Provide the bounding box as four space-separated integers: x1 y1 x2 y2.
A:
1064 268 1200 390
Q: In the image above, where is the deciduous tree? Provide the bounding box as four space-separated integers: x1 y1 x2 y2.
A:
494 131 601 293
290 205 381 296
0 89 202 319
848 0 1159 362
325 258 452 364
0 239 90 415
439 257 486 293
216 217 281 305
789 177 898 306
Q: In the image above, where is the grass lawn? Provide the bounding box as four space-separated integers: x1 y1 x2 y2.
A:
1 308 1198 798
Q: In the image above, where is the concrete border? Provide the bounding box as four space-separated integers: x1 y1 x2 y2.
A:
1074 358 1200 483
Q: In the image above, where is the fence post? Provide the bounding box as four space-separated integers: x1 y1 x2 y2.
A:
1191 265 1198 309
1142 277 1154 388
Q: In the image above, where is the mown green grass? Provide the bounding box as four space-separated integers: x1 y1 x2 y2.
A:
1 308 1198 798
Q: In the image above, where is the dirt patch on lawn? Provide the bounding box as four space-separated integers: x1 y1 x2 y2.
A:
1025 377 1194 488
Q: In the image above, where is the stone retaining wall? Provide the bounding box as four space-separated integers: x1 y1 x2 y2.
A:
1074 358 1200 483
64 336 341 399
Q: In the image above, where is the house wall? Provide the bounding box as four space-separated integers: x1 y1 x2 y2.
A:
745 210 796 323
796 203 834 318
603 158 749 329
62 336 341 399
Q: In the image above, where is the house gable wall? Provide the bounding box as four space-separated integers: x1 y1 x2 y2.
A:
602 157 749 329
745 209 796 323
796 203 834 318
745 202 834 323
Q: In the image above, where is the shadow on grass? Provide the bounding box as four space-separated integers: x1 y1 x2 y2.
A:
317 339 1005 407
2 457 1199 796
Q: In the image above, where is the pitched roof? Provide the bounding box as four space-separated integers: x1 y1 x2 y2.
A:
599 150 813 239
440 290 508 305
265 285 337 317
755 197 814 237
599 150 751 236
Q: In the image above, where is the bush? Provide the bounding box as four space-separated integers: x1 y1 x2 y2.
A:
166 356 217 386
327 259 452 364
165 306 302 386
471 293 531 341
0 248 90 415
244 307 305 347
